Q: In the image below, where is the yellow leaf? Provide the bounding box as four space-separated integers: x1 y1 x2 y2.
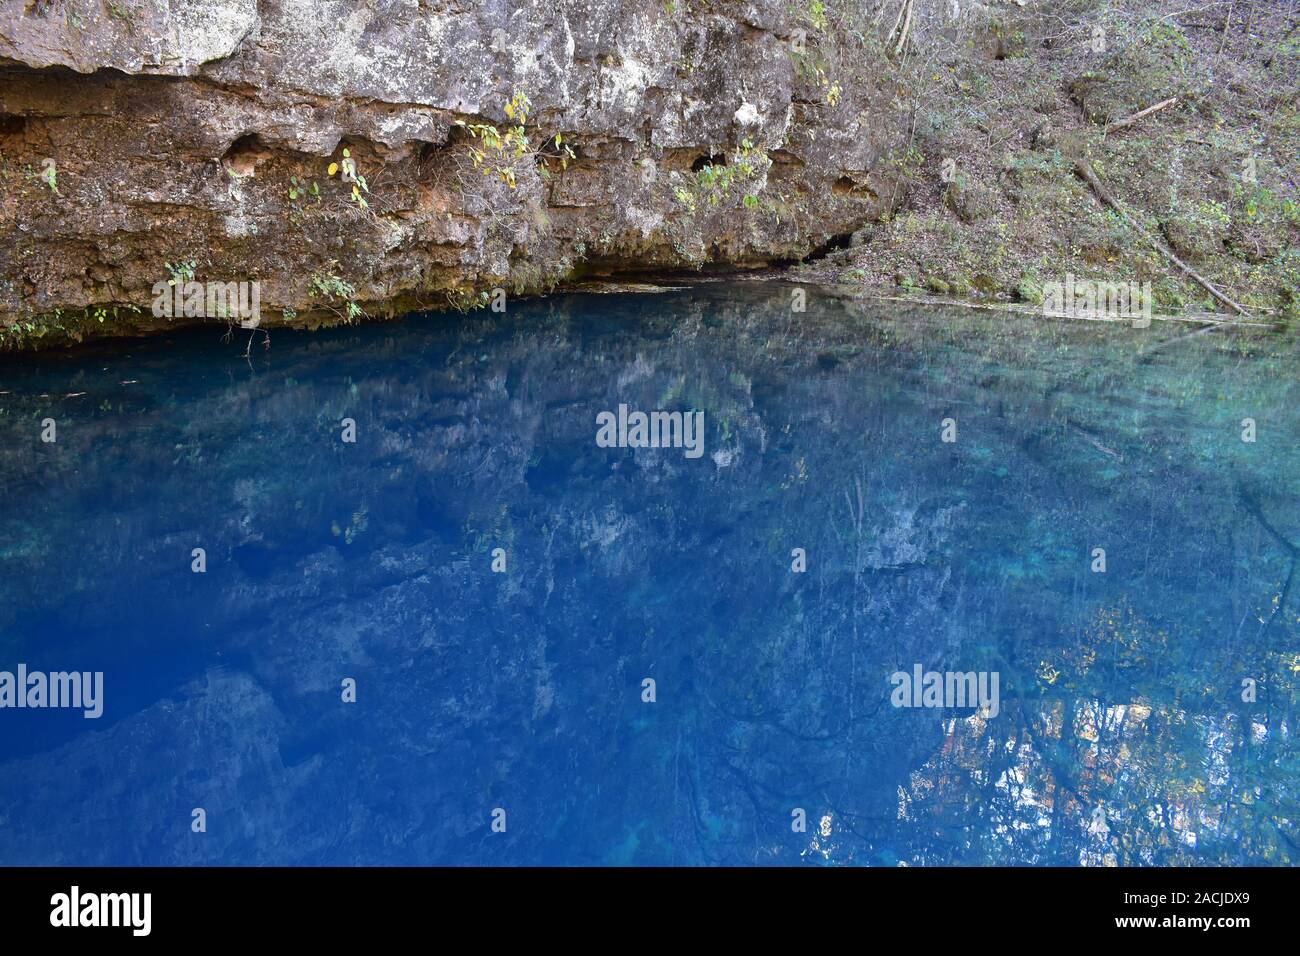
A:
328 163 338 176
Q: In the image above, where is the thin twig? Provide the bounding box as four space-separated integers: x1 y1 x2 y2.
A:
1159 1 1237 24
1104 96 1179 134
1219 1 1235 54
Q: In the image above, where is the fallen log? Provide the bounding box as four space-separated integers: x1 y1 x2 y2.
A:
1073 159 1253 316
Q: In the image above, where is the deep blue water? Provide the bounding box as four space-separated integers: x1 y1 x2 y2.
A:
0 282 1297 865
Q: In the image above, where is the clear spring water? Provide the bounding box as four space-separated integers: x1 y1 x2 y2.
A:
0 282 1296 865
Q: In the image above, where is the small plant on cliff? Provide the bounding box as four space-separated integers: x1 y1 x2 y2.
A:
326 148 369 209
310 272 364 322
455 92 575 189
24 160 60 195
285 176 322 226
106 1 136 26
674 138 770 212
444 288 494 313
88 304 143 325
165 260 196 287
40 160 59 194
787 0 842 105
287 176 320 203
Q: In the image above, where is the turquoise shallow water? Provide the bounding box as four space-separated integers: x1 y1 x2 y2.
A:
0 282 1296 865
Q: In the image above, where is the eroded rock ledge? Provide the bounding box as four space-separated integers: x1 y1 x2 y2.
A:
0 0 914 347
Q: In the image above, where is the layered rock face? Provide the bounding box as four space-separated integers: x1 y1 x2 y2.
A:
0 0 905 345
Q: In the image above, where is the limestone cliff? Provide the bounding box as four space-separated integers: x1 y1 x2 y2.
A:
0 0 910 345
